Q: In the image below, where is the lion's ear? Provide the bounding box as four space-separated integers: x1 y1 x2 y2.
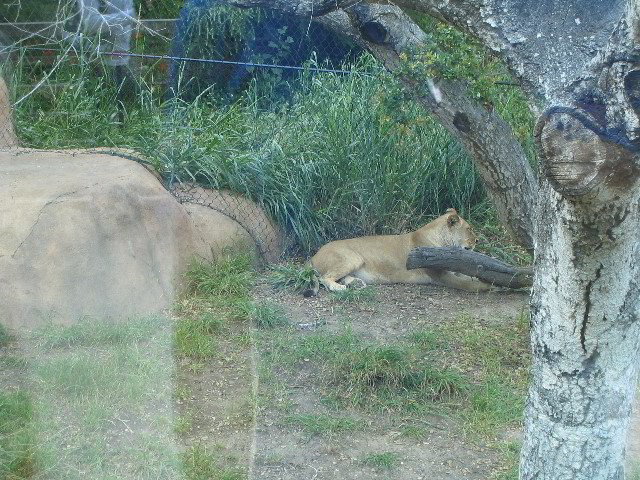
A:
446 208 457 214
447 213 460 227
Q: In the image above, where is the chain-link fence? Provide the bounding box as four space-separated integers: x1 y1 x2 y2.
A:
0 1 484 264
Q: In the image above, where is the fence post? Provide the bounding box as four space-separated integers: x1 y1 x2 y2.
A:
0 75 17 148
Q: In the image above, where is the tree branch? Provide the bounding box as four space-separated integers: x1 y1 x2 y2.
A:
321 5 538 249
406 247 533 289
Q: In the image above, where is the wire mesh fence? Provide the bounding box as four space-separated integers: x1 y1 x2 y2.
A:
0 0 484 263
170 183 288 263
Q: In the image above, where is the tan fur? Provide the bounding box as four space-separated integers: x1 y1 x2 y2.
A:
306 209 490 295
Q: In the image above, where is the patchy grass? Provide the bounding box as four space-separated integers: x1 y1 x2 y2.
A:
362 451 401 470
408 312 530 436
284 413 362 436
182 444 245 480
175 314 221 359
409 329 450 351
173 254 257 478
0 355 29 370
259 328 467 412
31 315 162 349
252 301 289 329
495 441 521 480
0 390 36 479
330 286 377 304
6 315 180 479
258 307 529 447
175 413 193 435
176 255 257 359
331 343 468 408
34 346 157 400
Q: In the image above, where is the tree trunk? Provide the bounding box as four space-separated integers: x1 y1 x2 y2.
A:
521 185 640 478
519 99 640 478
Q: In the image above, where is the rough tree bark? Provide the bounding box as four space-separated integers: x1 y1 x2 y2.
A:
224 0 640 477
406 247 533 289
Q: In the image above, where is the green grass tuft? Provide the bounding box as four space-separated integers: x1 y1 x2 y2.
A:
175 414 193 435
330 286 377 304
333 344 467 404
252 302 289 329
0 323 14 347
0 356 29 370
362 451 400 470
495 441 521 480
261 329 467 411
411 312 530 436
32 315 163 349
186 255 255 298
174 315 220 359
267 263 315 293
409 329 450 351
177 254 257 357
182 444 245 480
35 346 155 400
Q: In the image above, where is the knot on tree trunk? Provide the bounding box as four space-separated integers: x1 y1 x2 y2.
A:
535 106 640 198
360 21 389 44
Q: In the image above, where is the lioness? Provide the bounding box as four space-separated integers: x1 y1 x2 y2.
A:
304 209 490 296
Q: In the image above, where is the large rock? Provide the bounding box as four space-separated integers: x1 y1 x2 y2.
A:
0 150 276 329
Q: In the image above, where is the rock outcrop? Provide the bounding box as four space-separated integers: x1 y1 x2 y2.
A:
0 149 280 328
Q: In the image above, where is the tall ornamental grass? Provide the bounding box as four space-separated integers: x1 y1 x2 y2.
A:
138 58 486 254
12 52 487 254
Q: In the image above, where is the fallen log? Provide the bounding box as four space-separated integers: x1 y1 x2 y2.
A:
406 247 533 289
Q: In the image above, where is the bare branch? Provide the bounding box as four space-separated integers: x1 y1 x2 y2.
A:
406 247 533 289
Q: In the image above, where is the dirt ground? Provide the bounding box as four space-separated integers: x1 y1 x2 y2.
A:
178 282 531 480
252 283 529 480
4 281 638 479
183 281 640 480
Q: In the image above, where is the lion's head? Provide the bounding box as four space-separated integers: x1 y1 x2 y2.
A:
413 208 476 249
